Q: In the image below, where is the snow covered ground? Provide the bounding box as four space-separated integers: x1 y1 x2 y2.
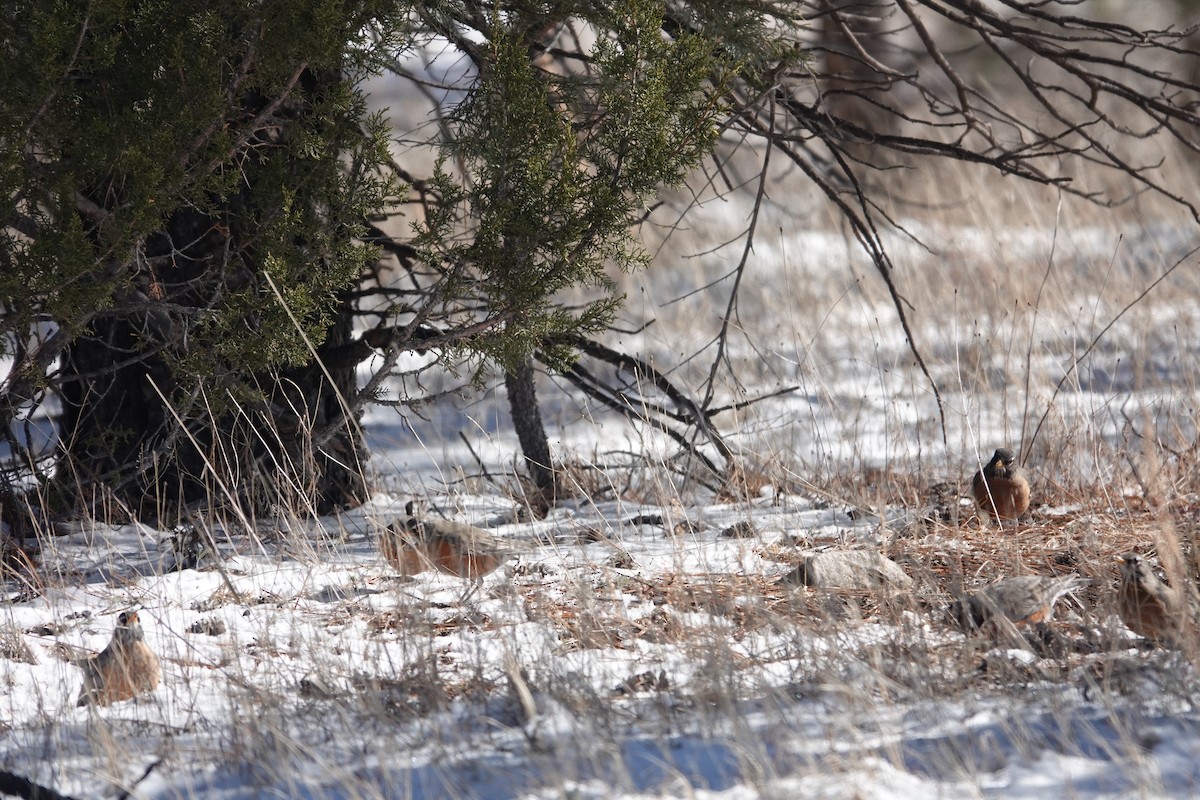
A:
4 217 1200 798
3 486 1199 799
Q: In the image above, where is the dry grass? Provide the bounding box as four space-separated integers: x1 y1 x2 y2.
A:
6 456 1200 798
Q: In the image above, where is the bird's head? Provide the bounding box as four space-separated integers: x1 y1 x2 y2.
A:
991 448 1016 467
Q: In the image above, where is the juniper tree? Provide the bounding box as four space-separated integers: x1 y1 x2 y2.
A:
1 1 405 518
401 3 751 506
6 0 1200 524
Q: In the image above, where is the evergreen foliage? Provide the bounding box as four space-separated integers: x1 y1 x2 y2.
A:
1 0 400 381
412 0 742 373
0 0 406 512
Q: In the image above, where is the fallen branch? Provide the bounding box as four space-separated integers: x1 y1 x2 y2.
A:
0 771 79 800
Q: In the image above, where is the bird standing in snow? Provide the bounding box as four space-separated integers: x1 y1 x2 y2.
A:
380 505 522 599
77 610 161 707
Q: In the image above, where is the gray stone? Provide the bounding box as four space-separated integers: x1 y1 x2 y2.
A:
781 550 913 591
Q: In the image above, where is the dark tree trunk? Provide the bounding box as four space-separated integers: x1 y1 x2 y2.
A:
56 310 198 520
55 292 367 522
267 299 370 514
819 0 896 136
504 359 558 511
51 67 369 524
55 205 220 521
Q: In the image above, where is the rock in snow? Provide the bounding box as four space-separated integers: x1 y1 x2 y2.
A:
781 550 913 591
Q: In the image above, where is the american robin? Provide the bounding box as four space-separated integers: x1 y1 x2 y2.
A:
380 509 521 598
1116 552 1185 644
972 448 1031 522
77 611 161 707
950 574 1088 631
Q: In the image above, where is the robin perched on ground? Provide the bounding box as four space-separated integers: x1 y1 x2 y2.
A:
77 611 161 707
1116 552 1185 644
950 574 1088 631
972 448 1031 523
380 505 522 598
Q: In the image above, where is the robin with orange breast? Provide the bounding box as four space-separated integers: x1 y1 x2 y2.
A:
972 448 1031 523
1116 552 1186 645
950 574 1088 631
380 505 522 599
77 610 161 707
